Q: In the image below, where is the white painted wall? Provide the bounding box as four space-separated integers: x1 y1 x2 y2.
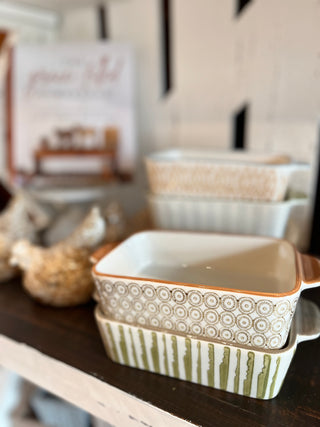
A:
1 0 320 176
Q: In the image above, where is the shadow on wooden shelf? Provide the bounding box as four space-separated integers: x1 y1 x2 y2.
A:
0 280 319 426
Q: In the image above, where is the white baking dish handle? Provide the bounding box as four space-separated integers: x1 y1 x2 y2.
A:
296 299 320 344
299 253 320 291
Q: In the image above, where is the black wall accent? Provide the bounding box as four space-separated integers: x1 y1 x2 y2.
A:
98 5 108 39
233 104 248 149
236 0 253 16
161 0 172 95
309 133 320 254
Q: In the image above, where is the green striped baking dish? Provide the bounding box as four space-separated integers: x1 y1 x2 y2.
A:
95 298 320 399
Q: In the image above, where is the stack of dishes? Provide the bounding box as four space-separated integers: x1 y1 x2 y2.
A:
91 231 320 399
145 149 310 239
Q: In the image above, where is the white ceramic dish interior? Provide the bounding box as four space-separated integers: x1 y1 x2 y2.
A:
148 194 308 238
92 231 320 349
95 298 320 400
145 149 309 201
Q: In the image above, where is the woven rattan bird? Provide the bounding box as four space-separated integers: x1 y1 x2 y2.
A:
10 206 106 307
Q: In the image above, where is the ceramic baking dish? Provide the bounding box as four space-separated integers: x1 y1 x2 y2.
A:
145 149 309 201
91 231 320 349
95 298 320 399
148 194 308 238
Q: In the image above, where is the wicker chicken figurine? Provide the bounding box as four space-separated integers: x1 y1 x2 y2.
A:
10 206 106 307
0 193 50 283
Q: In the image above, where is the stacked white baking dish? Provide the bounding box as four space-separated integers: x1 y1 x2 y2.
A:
146 149 310 239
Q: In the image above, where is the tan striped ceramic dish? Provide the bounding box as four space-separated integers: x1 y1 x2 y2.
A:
91 231 320 349
145 149 309 201
95 298 320 399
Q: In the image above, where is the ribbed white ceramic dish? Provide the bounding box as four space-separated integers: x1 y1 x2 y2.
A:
95 298 320 400
146 149 309 201
148 194 308 238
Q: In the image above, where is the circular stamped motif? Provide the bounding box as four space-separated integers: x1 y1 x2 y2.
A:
172 288 187 303
254 317 270 333
239 297 255 314
102 280 113 293
204 292 219 309
128 283 142 298
252 334 266 348
204 309 219 324
236 314 252 330
271 318 285 334
221 295 237 311
150 317 160 328
235 330 250 345
190 323 202 335
142 285 156 300
120 297 131 311
256 300 274 317
125 313 134 323
133 300 144 312
205 325 218 338
146 301 158 314
221 312 236 327
189 307 203 322
188 290 203 306
114 312 122 320
275 300 290 316
136 315 147 325
268 334 282 349
220 329 234 341
115 281 128 296
176 320 188 333
109 298 118 308
157 286 171 301
160 303 172 316
162 318 174 330
174 305 188 319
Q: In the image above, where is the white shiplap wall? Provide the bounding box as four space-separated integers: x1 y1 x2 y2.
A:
106 0 320 166
1 0 320 175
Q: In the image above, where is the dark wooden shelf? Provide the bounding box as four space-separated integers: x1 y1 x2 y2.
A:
0 279 320 427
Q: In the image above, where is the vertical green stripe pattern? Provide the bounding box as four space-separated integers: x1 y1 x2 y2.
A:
269 357 281 399
171 336 179 378
106 323 119 363
184 338 192 381
118 325 129 364
151 332 160 373
257 354 271 399
101 322 286 399
243 352 255 397
207 343 215 387
138 329 149 370
129 328 138 367
163 334 169 375
234 349 241 394
197 341 202 384
219 347 230 390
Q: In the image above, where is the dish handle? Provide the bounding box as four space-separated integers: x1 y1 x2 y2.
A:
299 253 320 291
296 299 320 344
90 242 120 265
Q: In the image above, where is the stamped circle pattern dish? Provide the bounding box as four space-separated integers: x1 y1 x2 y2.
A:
94 279 297 349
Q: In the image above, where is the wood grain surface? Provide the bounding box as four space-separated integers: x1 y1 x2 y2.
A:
0 279 319 427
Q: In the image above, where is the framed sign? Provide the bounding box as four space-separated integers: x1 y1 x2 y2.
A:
9 41 135 187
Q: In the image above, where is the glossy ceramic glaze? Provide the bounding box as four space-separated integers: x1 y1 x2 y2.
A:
95 298 320 399
145 149 309 201
148 194 307 238
92 231 320 349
